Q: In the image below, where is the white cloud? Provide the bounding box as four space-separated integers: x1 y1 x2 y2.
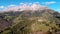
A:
9 4 16 6
19 3 48 11
2 3 48 11
58 9 60 10
20 3 24 5
44 1 56 5
55 9 60 13
3 4 18 11
0 6 4 8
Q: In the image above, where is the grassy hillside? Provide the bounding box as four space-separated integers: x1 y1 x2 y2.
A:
0 9 60 34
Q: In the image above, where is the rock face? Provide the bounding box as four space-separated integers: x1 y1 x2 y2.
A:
0 9 60 34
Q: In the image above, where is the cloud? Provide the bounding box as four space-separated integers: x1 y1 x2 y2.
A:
3 4 18 11
0 6 5 11
57 9 60 12
20 3 24 5
0 6 4 8
19 3 48 11
8 4 16 7
57 9 60 10
2 3 48 11
44 1 56 5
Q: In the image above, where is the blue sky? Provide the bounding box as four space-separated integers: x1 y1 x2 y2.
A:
0 0 60 12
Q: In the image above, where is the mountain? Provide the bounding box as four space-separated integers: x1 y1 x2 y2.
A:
0 9 60 34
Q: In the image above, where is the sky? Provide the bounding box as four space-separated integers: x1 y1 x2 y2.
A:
0 0 60 12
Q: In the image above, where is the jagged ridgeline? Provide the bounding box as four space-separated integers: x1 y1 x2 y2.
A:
0 9 60 34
